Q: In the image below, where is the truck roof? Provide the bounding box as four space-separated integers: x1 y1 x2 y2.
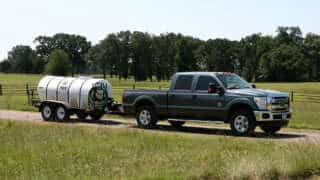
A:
175 72 233 76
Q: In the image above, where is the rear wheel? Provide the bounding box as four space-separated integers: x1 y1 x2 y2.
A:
76 111 88 120
260 126 281 135
41 104 54 121
230 109 256 136
55 105 70 121
136 106 158 129
168 121 185 128
90 112 104 120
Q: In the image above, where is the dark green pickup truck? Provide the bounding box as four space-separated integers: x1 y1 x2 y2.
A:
123 72 292 136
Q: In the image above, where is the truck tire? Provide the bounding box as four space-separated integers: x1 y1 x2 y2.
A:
55 105 70 121
77 111 88 120
41 104 54 121
230 109 256 136
260 126 281 135
136 106 158 129
90 112 104 120
168 121 185 128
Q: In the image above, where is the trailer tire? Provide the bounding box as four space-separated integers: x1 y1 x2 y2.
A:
55 105 70 121
136 106 158 129
90 112 104 120
41 104 54 121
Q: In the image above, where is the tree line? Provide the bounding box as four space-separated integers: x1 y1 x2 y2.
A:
1 26 320 82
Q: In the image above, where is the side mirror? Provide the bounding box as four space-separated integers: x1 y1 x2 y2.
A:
251 84 256 89
217 86 225 96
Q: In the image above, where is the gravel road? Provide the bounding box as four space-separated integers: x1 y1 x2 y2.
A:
1 110 320 143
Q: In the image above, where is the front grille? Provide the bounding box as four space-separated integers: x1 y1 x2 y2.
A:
270 97 289 112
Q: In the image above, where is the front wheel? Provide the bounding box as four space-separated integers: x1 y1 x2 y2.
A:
168 121 185 128
136 106 158 129
230 109 256 136
90 112 104 120
260 126 281 135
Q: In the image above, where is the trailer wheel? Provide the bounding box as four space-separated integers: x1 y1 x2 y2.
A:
55 105 70 121
90 112 104 120
136 106 158 129
41 104 54 121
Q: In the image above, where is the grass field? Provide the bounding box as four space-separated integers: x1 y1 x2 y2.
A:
0 120 320 179
0 73 320 130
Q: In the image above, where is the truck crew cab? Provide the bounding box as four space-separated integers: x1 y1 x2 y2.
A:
123 72 292 136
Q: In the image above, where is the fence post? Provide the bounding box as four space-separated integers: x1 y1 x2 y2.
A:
26 83 30 105
291 90 294 103
133 84 135 89
0 84 2 96
159 85 161 90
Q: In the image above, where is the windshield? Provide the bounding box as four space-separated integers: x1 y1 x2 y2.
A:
216 73 251 89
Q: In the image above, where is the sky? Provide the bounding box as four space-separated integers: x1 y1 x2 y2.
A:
0 0 319 60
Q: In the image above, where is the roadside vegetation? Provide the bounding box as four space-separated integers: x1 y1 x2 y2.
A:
0 120 320 179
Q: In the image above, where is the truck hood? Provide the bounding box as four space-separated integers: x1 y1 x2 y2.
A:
227 88 289 97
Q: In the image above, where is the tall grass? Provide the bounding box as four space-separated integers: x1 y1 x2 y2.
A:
0 120 320 179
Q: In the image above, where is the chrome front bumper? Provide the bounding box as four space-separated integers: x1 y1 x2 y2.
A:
254 109 292 122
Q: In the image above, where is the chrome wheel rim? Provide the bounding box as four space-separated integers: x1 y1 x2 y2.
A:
234 115 249 133
56 107 66 120
43 106 52 119
139 110 151 125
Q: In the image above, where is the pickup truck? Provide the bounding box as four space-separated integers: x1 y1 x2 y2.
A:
123 72 292 136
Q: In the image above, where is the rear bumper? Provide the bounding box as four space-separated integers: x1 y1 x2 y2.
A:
254 109 292 122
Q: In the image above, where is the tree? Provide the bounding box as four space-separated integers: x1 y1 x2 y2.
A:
117 31 131 80
304 33 320 80
204 39 239 72
175 36 199 72
0 60 11 73
7 45 39 73
45 50 71 76
131 32 153 81
35 33 91 76
259 45 307 81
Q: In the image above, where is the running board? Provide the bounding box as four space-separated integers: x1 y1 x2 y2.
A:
168 118 225 124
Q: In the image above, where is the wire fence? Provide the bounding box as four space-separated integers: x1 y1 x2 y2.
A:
0 83 169 106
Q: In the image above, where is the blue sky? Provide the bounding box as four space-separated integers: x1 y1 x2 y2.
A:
0 0 319 60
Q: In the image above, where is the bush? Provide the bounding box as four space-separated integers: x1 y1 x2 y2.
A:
45 50 71 76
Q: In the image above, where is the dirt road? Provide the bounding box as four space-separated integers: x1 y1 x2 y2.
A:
1 109 320 143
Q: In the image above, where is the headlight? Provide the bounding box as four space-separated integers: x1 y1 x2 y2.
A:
254 97 267 110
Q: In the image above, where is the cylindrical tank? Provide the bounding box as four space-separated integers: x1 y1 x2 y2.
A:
37 76 112 111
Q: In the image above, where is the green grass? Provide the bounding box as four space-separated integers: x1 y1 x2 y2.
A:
0 120 320 179
1 73 320 130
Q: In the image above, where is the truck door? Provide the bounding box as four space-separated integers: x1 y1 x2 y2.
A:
168 75 195 118
192 76 225 121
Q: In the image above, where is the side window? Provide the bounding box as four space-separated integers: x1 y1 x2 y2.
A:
174 75 193 90
196 76 218 91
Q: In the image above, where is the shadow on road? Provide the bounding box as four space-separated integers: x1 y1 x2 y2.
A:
51 118 305 140
140 124 306 140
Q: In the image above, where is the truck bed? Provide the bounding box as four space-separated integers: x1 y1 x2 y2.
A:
122 89 168 115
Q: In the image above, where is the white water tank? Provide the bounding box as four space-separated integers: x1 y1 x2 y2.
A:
37 76 112 111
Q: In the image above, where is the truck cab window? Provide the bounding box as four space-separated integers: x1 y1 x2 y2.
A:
174 75 193 90
196 76 218 91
